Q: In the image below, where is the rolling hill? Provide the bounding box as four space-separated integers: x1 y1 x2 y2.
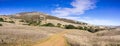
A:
1 12 119 46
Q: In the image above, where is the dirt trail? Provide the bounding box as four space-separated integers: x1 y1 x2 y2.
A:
33 31 70 46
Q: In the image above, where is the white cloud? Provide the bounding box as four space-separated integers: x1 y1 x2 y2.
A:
52 0 96 16
78 17 120 26
51 0 119 26
58 16 120 26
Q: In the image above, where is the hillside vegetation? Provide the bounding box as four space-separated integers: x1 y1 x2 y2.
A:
0 12 118 46
9 12 107 33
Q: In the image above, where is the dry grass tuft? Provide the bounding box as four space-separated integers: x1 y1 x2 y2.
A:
64 29 120 46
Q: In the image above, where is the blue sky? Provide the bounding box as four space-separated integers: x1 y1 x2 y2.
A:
0 0 120 26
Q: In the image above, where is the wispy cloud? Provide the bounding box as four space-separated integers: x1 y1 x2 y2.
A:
78 17 120 26
52 0 96 16
60 16 119 26
51 0 119 26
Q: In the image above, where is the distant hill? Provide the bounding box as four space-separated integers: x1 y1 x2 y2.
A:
10 12 88 25
0 12 109 33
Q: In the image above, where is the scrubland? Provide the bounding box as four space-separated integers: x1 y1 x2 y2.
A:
0 22 120 46
0 22 66 46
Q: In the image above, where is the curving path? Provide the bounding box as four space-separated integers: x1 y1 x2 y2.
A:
33 31 70 46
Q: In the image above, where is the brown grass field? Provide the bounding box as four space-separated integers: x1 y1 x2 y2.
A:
0 22 120 46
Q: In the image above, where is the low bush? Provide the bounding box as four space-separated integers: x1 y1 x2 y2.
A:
57 23 62 27
19 20 24 22
87 27 100 33
0 18 4 22
64 25 76 29
8 21 15 23
87 28 95 33
77 26 100 33
28 21 41 26
77 26 84 30
42 23 55 27
83 26 89 30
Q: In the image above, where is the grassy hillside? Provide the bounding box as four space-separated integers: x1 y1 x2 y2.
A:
0 22 120 46
1 12 108 33
0 12 116 46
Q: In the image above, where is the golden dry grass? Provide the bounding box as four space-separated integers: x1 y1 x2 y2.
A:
0 22 120 46
0 22 66 46
64 29 120 46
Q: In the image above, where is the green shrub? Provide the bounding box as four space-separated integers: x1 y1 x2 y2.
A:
42 23 55 27
57 23 62 27
0 24 2 26
64 25 76 29
87 27 99 33
8 21 15 23
19 20 24 22
83 26 88 30
77 26 84 30
0 18 4 22
87 28 95 33
28 21 41 26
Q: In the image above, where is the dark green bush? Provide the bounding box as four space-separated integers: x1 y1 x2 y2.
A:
57 23 62 27
87 27 99 33
8 21 15 23
77 26 84 30
0 24 2 26
77 26 98 33
64 25 76 29
87 28 95 33
19 20 24 22
28 21 41 26
42 23 55 27
0 18 4 22
83 26 88 30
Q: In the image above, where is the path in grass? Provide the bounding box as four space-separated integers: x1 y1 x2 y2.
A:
33 31 70 46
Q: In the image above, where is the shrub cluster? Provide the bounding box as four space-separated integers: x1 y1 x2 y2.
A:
7 21 15 23
77 26 84 30
27 21 41 26
64 25 76 29
0 18 15 23
19 19 24 22
42 23 55 27
0 18 4 22
79 26 103 33
57 23 62 27
64 25 103 33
